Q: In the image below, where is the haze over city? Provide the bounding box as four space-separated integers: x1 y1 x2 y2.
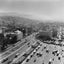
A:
1 1 64 64
0 0 64 21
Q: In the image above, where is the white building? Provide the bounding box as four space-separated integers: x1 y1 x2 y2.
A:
15 30 23 40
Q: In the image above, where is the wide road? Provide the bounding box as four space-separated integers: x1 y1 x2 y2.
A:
10 41 40 64
1 32 36 57
1 32 64 64
23 41 64 64
0 32 37 64
1 39 36 64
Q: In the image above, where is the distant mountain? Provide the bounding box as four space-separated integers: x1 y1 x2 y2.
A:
0 15 40 26
0 13 64 29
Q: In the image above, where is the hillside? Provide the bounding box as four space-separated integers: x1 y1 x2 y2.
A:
0 16 40 26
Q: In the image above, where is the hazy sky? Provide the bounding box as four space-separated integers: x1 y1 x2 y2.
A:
0 0 64 21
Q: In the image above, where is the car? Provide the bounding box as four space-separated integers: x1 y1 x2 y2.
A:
36 48 38 51
36 52 42 57
23 53 28 57
40 44 42 46
1 58 8 63
34 59 36 62
26 59 30 62
46 50 49 53
33 51 36 54
30 55 33 58
14 53 20 58
27 42 30 45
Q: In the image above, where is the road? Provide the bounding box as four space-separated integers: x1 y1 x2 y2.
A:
8 40 64 64
0 32 37 64
1 32 64 64
23 41 64 64
10 41 40 64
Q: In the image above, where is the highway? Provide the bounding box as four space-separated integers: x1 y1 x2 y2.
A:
7 40 64 64
1 32 64 64
1 32 36 57
0 32 37 64
22 41 64 64
10 41 40 64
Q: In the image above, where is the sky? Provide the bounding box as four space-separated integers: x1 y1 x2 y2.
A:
0 0 64 21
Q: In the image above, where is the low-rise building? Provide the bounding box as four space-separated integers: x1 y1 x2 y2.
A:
15 30 23 40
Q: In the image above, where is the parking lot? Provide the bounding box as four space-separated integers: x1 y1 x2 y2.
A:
24 41 64 64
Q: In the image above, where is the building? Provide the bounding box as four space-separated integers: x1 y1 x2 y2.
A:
15 30 23 40
36 30 52 40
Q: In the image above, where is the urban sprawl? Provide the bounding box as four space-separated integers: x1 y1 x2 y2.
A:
0 17 64 64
